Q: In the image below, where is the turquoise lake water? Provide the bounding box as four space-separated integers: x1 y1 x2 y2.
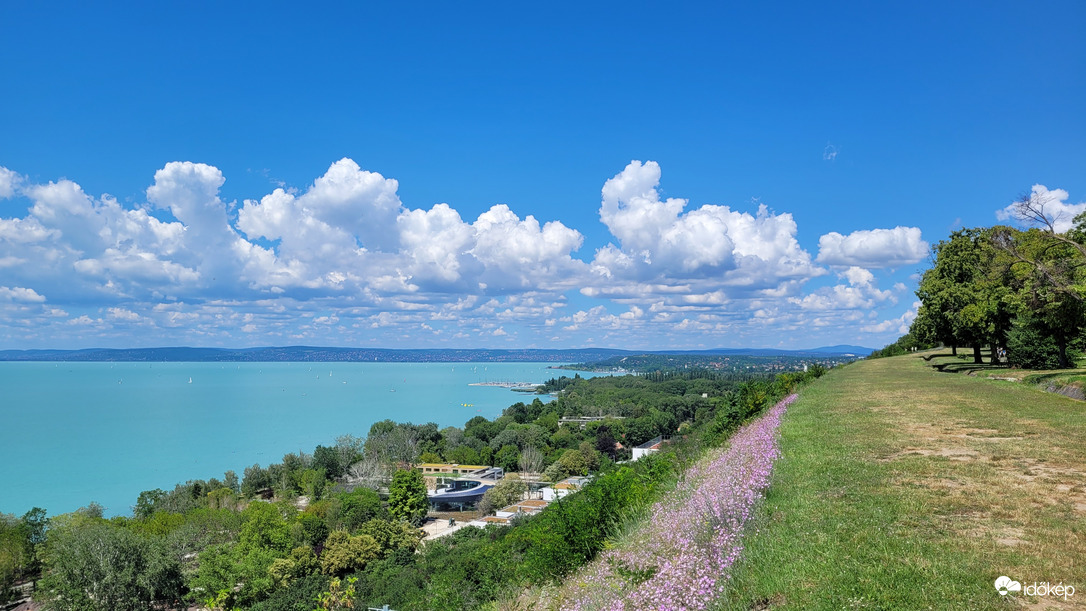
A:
0 361 586 518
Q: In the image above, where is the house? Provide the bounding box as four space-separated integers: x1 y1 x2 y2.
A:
632 436 667 460
417 463 502 478
540 476 591 501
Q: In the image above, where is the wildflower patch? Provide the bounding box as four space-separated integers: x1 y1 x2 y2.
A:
559 394 796 610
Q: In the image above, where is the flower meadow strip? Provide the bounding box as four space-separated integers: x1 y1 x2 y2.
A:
560 394 797 611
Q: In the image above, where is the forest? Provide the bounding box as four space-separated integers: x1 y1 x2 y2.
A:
0 365 825 610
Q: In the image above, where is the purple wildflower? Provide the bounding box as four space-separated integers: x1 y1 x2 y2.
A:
560 394 797 610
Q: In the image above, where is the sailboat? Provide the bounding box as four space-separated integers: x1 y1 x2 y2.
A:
188 377 193 384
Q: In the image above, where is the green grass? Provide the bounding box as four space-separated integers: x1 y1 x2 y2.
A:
717 352 1086 610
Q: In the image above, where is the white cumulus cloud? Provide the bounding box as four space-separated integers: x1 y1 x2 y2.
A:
591 161 822 300
816 226 928 268
471 204 585 290
0 286 46 303
788 267 893 311
0 166 22 199
0 158 923 349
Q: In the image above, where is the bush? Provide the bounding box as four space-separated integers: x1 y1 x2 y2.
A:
249 573 329 611
37 519 183 611
331 487 386 532
1007 317 1068 369
512 463 659 582
320 531 380 576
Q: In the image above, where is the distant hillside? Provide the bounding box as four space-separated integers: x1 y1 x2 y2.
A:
0 345 872 363
0 345 873 363
0 346 625 363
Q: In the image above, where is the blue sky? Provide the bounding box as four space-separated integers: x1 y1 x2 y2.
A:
0 1 1083 350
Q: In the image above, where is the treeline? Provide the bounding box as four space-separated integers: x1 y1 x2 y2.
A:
1 366 826 610
874 193 1086 369
561 353 840 374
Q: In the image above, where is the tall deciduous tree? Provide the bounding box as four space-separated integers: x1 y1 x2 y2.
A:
518 446 545 475
997 227 1086 368
387 469 429 526
917 228 1011 363
477 474 528 515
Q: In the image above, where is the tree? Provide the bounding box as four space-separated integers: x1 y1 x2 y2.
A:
0 515 29 605
345 454 390 490
242 464 273 497
578 440 601 471
357 518 424 557
0 509 48 603
544 448 590 482
387 469 429 526
446 444 482 466
364 421 420 468
418 450 443 464
440 426 465 454
464 416 501 443
314 576 359 611
313 446 342 480
37 518 182 611
320 531 380 576
267 546 319 587
334 435 364 475
477 474 528 515
916 228 1012 363
494 444 520 473
332 487 386 532
134 489 166 519
246 574 329 611
188 502 297 606
193 542 281 607
996 226 1086 368
990 190 1086 368
594 425 618 459
20 508 47 549
223 470 240 494
997 187 1086 271
238 501 293 554
207 487 240 511
518 446 545 475
297 468 327 501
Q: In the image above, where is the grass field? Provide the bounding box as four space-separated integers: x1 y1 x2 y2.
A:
718 352 1086 610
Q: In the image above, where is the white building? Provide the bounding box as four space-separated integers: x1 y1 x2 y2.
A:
632 436 666 460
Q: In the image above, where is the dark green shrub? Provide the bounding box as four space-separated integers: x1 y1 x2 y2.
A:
1007 317 1067 369
249 573 329 611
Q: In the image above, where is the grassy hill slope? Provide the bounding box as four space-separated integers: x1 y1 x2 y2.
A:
719 352 1085 610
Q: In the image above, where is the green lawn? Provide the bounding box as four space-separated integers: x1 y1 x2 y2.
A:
717 352 1086 610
